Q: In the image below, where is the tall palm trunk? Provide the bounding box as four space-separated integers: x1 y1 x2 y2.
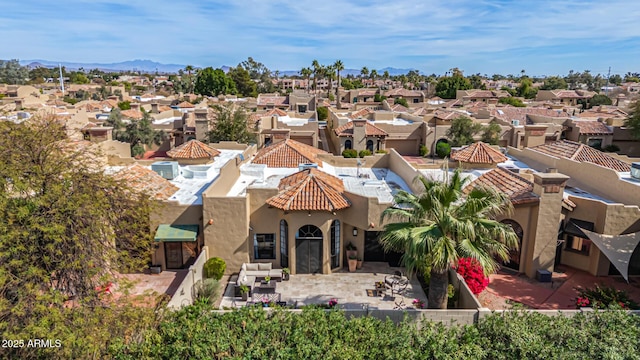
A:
428 268 449 309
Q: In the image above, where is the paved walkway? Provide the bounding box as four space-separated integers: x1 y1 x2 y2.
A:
220 262 427 310
486 266 640 309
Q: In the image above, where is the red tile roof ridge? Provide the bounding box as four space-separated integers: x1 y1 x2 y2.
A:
451 142 508 164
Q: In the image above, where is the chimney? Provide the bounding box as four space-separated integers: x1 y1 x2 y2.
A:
523 125 547 148
14 99 23 111
352 119 367 151
523 171 569 279
151 102 159 114
130 103 140 111
271 116 278 129
194 109 209 142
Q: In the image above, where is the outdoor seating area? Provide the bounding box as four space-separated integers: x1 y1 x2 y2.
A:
220 262 427 310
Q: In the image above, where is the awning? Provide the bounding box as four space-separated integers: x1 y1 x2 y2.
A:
581 228 640 282
564 219 594 238
154 224 199 242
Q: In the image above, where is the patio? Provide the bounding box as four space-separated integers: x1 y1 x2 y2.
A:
219 262 428 310
482 265 640 309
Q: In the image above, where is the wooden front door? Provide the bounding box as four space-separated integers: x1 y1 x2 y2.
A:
165 242 183 269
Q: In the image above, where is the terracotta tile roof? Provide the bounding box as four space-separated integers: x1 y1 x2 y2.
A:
492 107 568 123
177 101 195 108
334 121 388 137
573 121 612 135
451 142 508 164
530 140 631 172
166 139 221 160
433 109 461 120
266 168 351 212
158 105 173 112
250 108 289 122
348 107 374 119
120 109 144 120
411 107 430 116
252 139 327 168
358 89 378 97
384 88 423 97
257 95 288 106
113 164 179 200
464 167 538 205
390 103 409 113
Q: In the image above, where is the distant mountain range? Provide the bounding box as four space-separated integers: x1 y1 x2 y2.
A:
19 59 418 76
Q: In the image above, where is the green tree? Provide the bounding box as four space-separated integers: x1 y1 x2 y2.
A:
0 59 29 85
609 74 622 86
194 67 237 97
118 100 132 110
435 70 472 99
317 106 328 121
481 122 503 145
380 170 518 308
436 142 451 158
498 97 526 107
589 94 613 107
625 99 640 139
394 97 409 107
516 78 538 99
300 67 312 93
446 116 482 146
311 60 321 93
207 104 256 144
468 74 484 89
106 110 166 157
0 117 158 357
70 71 90 84
334 60 345 107
228 66 257 97
540 76 567 90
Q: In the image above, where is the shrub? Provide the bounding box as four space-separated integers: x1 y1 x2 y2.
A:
603 144 620 152
498 97 526 107
316 106 328 121
374 94 387 102
194 278 221 305
342 149 357 158
419 144 429 157
375 149 387 154
456 258 489 295
203 257 226 280
436 142 451 158
358 149 372 158
394 97 409 107
575 284 639 309
117 100 131 110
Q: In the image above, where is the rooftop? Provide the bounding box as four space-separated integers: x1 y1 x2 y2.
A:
252 139 327 168
530 140 630 172
167 139 221 160
266 168 351 212
334 121 388 137
450 142 508 164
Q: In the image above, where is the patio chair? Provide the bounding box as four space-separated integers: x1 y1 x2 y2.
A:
384 272 409 296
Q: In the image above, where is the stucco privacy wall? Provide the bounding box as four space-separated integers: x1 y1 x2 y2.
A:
150 203 203 270
448 268 483 309
316 153 389 168
167 246 210 309
507 146 640 206
203 195 250 275
387 148 426 194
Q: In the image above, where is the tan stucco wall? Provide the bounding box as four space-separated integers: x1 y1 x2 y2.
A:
150 202 204 270
496 203 538 274
508 147 640 206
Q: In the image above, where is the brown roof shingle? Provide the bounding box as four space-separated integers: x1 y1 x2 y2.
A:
167 140 221 160
113 164 179 200
573 121 612 135
464 167 538 205
252 139 327 168
530 140 630 172
334 121 388 137
266 168 351 212
451 142 508 164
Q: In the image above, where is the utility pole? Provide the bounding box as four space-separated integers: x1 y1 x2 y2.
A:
606 66 611 96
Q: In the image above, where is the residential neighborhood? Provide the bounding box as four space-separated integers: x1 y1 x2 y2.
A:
3 1 640 358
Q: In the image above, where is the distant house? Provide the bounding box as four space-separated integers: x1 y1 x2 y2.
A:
536 90 596 106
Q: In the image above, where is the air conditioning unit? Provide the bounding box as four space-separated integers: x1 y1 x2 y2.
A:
511 120 520 126
151 161 179 180
298 163 319 171
631 162 640 181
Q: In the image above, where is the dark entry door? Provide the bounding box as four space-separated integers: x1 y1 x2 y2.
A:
165 242 183 269
296 240 322 274
364 231 402 266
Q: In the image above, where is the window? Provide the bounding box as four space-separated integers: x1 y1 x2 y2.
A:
587 138 602 149
255 233 275 259
280 220 289 267
413 98 419 103
297 104 307 113
566 235 592 255
366 140 374 152
345 139 352 150
331 220 340 268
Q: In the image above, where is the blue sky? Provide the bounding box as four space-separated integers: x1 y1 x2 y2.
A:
2 0 640 76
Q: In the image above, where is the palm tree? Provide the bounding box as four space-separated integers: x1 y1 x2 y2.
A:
334 60 345 109
184 65 195 94
325 65 335 99
312 60 321 94
300 67 312 93
360 66 369 79
379 169 518 309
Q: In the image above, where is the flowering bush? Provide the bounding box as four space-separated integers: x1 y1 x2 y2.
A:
412 299 425 309
575 284 639 309
328 298 338 308
456 258 489 295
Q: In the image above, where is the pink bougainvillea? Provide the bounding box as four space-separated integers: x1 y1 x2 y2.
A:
456 258 489 295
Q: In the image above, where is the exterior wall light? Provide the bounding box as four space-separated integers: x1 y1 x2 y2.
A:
208 219 214 225
353 228 358 236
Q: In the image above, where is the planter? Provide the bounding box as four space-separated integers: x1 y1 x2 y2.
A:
149 265 162 274
346 250 357 260
241 292 249 301
282 273 290 281
356 260 363 269
348 259 357 272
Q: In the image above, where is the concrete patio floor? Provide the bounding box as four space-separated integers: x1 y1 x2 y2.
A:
220 262 428 310
112 270 188 306
485 266 640 309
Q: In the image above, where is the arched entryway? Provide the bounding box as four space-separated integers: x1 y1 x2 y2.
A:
345 139 352 150
296 225 323 274
366 139 374 152
501 219 523 271
330 220 340 269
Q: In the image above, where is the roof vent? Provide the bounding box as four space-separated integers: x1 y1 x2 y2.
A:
631 162 640 180
511 120 520 126
298 163 319 171
151 161 179 180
